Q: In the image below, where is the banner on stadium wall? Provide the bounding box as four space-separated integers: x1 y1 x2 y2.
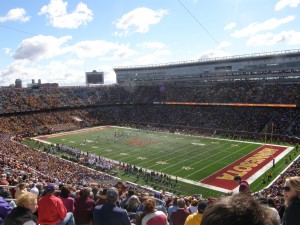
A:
153 102 297 108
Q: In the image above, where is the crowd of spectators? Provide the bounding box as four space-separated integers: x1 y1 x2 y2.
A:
0 81 299 141
0 134 118 189
0 82 300 110
1 154 298 225
2 103 298 143
0 130 299 224
0 81 299 113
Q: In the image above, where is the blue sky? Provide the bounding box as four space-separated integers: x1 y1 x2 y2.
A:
0 0 300 86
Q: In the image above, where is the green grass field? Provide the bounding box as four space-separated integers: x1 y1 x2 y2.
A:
42 126 262 180
35 126 297 197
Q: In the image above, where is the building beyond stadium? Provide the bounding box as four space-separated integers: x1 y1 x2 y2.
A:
114 49 300 86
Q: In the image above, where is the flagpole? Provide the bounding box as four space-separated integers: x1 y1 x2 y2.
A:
264 124 268 144
271 122 274 144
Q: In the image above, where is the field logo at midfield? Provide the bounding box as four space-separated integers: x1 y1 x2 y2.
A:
37 126 113 141
201 145 288 191
126 139 159 147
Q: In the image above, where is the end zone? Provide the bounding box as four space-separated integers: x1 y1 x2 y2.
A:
201 144 293 192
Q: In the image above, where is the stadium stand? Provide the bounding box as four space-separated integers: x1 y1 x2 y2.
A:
1 51 300 224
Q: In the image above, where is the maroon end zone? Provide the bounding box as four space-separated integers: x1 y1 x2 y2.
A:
201 145 289 191
36 126 113 141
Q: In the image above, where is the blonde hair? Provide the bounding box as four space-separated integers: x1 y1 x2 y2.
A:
285 176 300 206
16 192 37 209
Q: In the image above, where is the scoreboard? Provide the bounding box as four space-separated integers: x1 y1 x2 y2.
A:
86 70 104 84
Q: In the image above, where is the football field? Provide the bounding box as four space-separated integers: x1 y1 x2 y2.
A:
35 126 293 194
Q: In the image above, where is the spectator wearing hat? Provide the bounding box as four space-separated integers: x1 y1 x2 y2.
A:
184 200 208 225
234 176 251 195
95 188 107 206
170 198 190 225
38 184 75 225
93 187 131 225
74 187 95 225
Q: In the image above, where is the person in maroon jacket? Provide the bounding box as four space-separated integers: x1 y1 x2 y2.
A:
234 175 251 195
74 187 96 225
170 198 190 225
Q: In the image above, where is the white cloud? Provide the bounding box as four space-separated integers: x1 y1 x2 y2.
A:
3 48 12 55
113 48 172 68
130 49 172 66
114 7 168 37
2 35 142 85
275 0 300 11
247 30 300 46
38 0 93 29
1 56 117 86
71 40 136 60
13 35 72 61
0 8 30 23
0 58 88 86
224 22 236 31
196 50 230 59
217 41 231 49
39 59 86 84
12 35 138 63
136 41 166 49
100 66 117 84
0 59 31 85
231 16 295 38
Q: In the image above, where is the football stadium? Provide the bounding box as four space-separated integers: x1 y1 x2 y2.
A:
1 1 300 223
1 48 300 222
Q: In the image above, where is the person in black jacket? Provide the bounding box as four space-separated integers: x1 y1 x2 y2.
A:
282 176 300 225
3 192 37 225
93 187 131 225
